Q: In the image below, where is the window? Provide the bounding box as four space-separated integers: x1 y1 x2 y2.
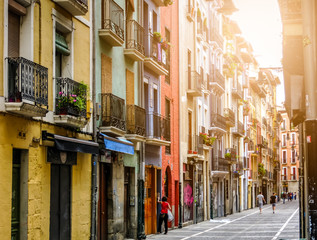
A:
188 49 191 88
165 98 171 154
291 167 296 180
291 133 296 145
291 150 296 163
281 119 286 130
164 169 169 197
282 167 287 180
165 28 170 84
282 150 287 164
282 134 286 147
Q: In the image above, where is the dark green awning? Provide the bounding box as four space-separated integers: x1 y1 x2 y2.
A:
55 32 70 56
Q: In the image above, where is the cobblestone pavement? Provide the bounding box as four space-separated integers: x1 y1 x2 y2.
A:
147 200 299 240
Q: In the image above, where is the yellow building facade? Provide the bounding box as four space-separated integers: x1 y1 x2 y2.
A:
0 0 95 239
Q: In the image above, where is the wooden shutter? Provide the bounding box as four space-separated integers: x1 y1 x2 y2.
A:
8 11 20 57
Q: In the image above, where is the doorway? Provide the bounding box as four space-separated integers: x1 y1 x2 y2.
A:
98 163 111 240
50 164 71 240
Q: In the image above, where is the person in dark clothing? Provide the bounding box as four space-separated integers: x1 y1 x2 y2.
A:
270 192 277 214
157 196 171 234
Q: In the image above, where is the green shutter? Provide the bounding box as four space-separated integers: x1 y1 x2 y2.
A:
55 32 70 56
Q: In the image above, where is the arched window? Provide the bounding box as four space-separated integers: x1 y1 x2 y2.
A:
164 168 169 197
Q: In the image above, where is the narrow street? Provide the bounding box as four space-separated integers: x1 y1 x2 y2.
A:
147 200 299 240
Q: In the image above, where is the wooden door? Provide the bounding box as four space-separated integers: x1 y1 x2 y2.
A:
50 164 71 240
99 163 109 240
11 150 21 240
144 168 155 235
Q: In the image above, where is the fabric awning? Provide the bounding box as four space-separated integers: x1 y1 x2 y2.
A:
100 133 134 155
42 131 99 154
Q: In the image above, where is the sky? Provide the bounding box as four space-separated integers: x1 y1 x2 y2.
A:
231 0 285 105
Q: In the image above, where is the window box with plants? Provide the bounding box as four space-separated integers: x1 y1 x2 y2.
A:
199 132 216 146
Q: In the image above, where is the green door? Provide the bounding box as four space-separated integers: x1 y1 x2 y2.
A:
11 151 21 240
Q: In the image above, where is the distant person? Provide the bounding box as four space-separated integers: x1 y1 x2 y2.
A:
294 192 297 200
290 192 293 201
257 191 266 214
288 192 290 201
157 196 171 234
270 192 277 214
282 192 286 204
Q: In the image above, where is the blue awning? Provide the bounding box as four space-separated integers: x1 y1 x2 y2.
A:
100 133 134 155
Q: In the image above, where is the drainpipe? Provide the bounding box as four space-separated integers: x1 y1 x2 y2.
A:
90 0 98 238
178 0 183 229
33 0 41 64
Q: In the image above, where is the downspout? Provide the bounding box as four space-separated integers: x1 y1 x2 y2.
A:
178 0 182 229
33 0 41 64
91 0 98 238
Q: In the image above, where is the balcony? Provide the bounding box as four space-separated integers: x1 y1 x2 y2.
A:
5 57 48 118
146 113 170 146
144 34 168 76
187 134 204 158
124 20 145 61
209 66 225 95
100 93 126 136
232 82 243 99
125 105 146 142
243 157 249 169
232 121 244 137
54 78 88 128
210 28 223 49
252 171 258 181
53 0 88 16
211 157 229 177
99 0 124 46
187 70 203 97
262 117 267 127
210 113 227 136
224 108 235 127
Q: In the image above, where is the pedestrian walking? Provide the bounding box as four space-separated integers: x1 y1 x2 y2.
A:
282 192 286 204
288 192 290 201
157 196 171 234
257 192 266 214
270 192 277 214
290 192 293 201
294 192 297 200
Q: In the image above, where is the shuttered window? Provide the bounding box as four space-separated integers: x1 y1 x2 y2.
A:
55 32 70 56
8 11 20 57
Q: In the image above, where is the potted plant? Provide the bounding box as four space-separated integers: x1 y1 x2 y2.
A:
225 152 231 159
258 163 266 178
56 83 87 116
153 32 162 42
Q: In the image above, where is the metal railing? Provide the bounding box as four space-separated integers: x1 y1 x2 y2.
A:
100 93 126 131
6 57 48 106
146 113 170 141
212 157 229 171
224 108 235 125
126 20 145 55
188 70 203 92
188 134 203 155
102 0 124 41
77 0 88 6
209 67 225 90
232 121 244 136
55 77 87 117
145 33 165 66
232 82 243 99
126 104 146 136
210 112 227 130
210 28 223 48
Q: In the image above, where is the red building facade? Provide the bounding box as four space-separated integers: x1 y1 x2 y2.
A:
160 0 180 227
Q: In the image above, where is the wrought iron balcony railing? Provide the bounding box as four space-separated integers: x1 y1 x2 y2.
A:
126 104 146 136
224 108 235 126
190 70 203 90
101 0 124 41
126 20 145 55
232 121 244 136
188 134 203 155
55 77 87 117
146 113 170 141
214 68 225 89
210 28 224 48
144 33 168 67
212 157 229 172
232 82 243 99
6 57 48 106
210 113 227 130
100 93 126 131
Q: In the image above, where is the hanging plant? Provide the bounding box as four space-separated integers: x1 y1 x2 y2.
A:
153 32 162 42
225 152 231 159
258 163 266 178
